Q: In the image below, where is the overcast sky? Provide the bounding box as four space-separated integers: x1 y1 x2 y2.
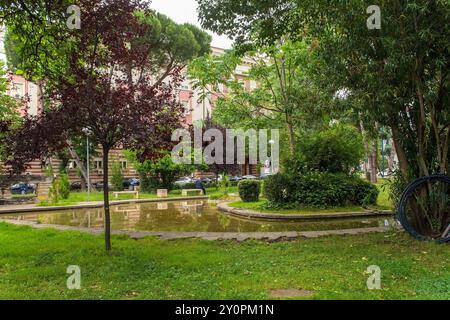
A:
151 0 233 49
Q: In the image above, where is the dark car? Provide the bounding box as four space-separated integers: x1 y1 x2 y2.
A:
70 181 82 191
93 182 113 190
123 178 140 189
10 183 36 195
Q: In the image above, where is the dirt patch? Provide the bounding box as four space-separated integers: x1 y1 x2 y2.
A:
268 288 314 298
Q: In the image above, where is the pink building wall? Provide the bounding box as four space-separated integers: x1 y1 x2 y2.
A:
6 74 42 116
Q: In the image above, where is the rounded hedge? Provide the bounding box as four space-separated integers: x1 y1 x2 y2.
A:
262 173 295 203
264 172 379 208
238 180 261 202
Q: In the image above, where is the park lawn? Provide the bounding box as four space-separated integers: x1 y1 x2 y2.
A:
375 180 394 210
228 200 366 214
206 186 239 200
0 222 448 300
229 183 394 215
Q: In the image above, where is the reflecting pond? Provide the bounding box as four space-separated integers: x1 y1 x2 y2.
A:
0 200 394 233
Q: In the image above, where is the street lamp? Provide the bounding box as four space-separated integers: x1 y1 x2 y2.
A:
269 139 275 174
380 127 385 178
82 128 92 202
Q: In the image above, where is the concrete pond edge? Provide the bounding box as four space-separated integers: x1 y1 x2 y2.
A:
217 202 395 221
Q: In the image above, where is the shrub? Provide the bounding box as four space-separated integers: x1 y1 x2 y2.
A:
139 175 157 192
48 178 59 204
387 170 408 207
129 152 201 191
343 176 379 206
264 172 378 208
172 182 221 190
180 182 197 189
229 181 239 187
220 174 230 196
263 173 295 203
111 162 124 191
238 180 261 202
206 181 218 188
58 172 71 200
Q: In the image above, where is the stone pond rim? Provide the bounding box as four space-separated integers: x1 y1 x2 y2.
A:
217 202 395 221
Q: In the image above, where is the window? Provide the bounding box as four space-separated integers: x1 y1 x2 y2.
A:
182 101 190 114
94 160 103 169
68 160 78 170
12 83 24 99
121 161 128 169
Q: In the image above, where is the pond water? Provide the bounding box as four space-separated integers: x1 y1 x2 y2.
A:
0 200 394 233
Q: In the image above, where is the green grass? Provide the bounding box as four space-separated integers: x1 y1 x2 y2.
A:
375 180 394 210
206 186 239 200
0 222 448 299
228 200 366 214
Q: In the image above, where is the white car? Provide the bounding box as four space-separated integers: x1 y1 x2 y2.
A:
241 175 258 180
174 177 194 185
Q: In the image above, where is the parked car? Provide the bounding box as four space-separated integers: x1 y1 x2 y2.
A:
229 176 243 182
201 176 216 184
10 183 36 195
70 181 82 191
123 178 140 189
241 175 258 180
174 177 194 185
93 182 113 190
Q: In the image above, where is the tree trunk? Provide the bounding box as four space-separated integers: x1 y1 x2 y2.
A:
441 126 450 174
286 121 295 155
391 124 410 179
369 122 379 184
102 147 111 251
36 80 44 114
359 116 371 180
415 77 430 177
370 139 378 183
387 138 395 173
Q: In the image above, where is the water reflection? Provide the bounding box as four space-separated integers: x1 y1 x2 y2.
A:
0 200 393 233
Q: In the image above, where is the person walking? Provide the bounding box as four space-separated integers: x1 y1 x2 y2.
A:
195 179 206 195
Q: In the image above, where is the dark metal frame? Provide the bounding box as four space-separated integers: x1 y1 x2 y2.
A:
397 175 450 243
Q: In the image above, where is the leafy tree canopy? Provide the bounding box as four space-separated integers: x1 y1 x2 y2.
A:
197 0 450 179
188 40 330 156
